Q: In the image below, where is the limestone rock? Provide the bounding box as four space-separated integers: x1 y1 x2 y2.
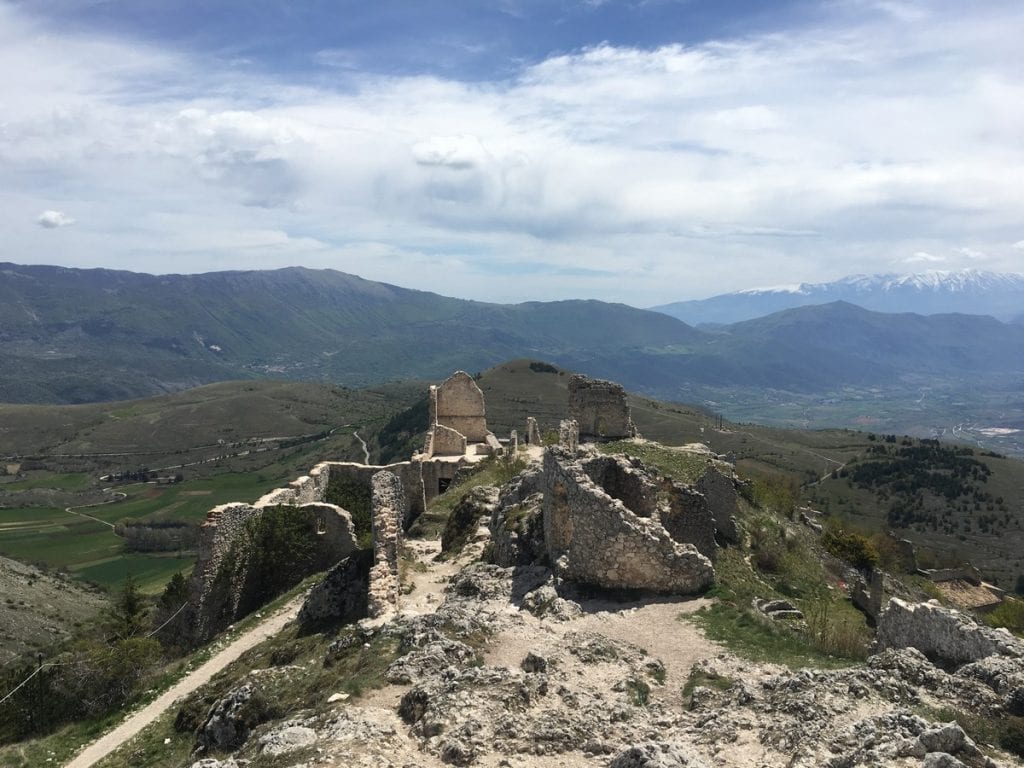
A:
520 584 582 621
441 485 498 557
522 652 548 673
297 549 372 629
195 683 269 753
876 598 1024 665
386 638 477 684
609 742 708 768
259 724 317 756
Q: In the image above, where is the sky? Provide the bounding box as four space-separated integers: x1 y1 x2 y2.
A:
2 0 1022 305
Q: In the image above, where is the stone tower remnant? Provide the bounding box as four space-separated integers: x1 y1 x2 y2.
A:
526 416 541 445
567 374 637 442
424 371 498 458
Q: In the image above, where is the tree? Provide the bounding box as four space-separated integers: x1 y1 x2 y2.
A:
106 574 148 641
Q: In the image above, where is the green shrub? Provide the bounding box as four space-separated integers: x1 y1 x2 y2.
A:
625 678 650 706
750 473 800 518
986 598 1024 635
325 476 373 548
822 528 879 571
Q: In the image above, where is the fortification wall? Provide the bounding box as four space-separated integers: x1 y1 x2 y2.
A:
189 501 357 642
659 483 717 561
542 449 714 594
876 598 1024 665
696 466 740 544
367 471 406 618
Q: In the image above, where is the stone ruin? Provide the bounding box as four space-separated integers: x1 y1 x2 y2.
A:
875 598 1024 666
184 368 737 640
558 419 579 452
188 499 358 641
184 371 505 641
541 449 716 594
568 374 637 442
367 471 405 618
526 416 541 446
423 371 501 458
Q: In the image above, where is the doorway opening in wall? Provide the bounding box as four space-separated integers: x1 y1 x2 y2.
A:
438 477 452 494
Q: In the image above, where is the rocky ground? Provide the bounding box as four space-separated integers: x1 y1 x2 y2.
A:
182 526 1022 768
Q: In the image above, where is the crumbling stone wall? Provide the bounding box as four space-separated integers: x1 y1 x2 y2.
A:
526 417 541 446
189 501 357 642
431 371 489 445
367 471 406 618
875 598 1024 665
568 374 637 441
582 455 659 518
696 466 740 544
558 419 578 452
424 423 467 460
659 483 717 561
541 449 714 594
850 568 884 622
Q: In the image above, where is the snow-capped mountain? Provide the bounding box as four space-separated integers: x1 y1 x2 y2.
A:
651 269 1024 326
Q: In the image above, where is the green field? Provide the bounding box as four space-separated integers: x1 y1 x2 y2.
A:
0 379 422 593
74 554 194 593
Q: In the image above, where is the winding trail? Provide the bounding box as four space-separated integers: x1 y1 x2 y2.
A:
63 492 127 531
63 594 305 768
353 430 371 464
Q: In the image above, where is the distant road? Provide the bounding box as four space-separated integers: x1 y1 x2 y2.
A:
63 492 127 531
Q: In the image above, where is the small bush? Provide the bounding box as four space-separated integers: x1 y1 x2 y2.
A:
751 473 800 518
986 598 1024 635
822 528 879 571
625 678 650 706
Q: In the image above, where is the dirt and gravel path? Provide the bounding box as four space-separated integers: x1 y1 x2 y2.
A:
63 594 306 768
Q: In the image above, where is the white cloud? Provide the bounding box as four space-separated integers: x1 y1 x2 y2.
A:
36 210 75 228
2 2 1023 304
904 251 946 264
956 247 987 260
1013 241 1024 251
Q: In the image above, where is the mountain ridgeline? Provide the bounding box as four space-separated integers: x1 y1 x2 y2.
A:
0 263 702 403
3 263 1024 450
651 269 1024 326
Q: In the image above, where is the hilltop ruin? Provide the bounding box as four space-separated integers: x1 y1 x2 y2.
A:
184 369 736 640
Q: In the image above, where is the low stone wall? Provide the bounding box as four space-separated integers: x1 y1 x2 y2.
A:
920 566 983 586
875 598 1024 665
368 471 406 618
542 449 714 594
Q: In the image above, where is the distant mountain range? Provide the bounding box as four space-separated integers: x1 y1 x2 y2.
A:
3 263 1024 415
651 269 1024 325
0 262 701 403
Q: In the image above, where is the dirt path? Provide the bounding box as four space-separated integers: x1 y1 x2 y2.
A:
64 491 127 530
63 594 306 768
